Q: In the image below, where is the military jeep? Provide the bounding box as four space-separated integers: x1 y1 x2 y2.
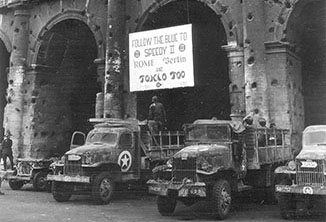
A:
8 158 55 191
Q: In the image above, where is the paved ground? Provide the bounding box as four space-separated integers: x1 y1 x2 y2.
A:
0 181 325 222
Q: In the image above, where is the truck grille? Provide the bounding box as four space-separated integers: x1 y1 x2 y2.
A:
296 159 326 186
64 156 82 176
172 157 196 182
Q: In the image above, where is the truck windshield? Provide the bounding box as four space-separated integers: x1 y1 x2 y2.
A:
86 133 118 145
185 124 229 141
304 131 326 146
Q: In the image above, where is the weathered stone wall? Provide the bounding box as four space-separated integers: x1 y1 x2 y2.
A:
0 0 324 159
0 0 107 159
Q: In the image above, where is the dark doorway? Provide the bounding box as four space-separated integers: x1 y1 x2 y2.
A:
137 0 230 130
0 40 9 141
35 19 100 155
300 1 326 125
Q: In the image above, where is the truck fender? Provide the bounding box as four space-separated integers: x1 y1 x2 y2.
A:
93 162 122 182
210 169 237 192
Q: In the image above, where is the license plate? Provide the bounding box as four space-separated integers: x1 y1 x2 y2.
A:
149 186 161 192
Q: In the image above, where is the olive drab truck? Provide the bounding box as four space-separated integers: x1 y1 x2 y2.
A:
47 118 184 204
275 125 326 219
147 119 292 220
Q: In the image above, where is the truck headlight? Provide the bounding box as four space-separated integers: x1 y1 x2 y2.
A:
83 152 94 164
166 159 173 168
287 160 296 170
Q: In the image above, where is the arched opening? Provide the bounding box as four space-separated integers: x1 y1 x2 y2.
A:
137 0 230 130
287 1 326 126
34 19 100 156
0 40 9 141
300 1 326 126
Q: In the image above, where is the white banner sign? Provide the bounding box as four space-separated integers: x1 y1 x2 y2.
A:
129 24 194 92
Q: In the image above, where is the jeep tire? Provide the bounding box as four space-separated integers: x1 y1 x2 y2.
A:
212 180 232 220
92 172 114 204
9 179 24 190
33 171 48 191
157 196 177 216
52 181 72 202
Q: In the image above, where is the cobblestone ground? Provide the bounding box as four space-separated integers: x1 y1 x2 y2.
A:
0 181 325 222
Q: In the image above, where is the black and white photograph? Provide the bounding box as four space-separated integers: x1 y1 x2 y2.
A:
0 0 325 221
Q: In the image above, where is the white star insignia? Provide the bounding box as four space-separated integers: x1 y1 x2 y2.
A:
121 154 130 168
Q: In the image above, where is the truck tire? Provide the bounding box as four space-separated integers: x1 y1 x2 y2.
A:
52 182 72 202
212 180 232 220
157 195 177 216
278 193 296 219
33 171 48 191
92 172 115 204
9 179 24 190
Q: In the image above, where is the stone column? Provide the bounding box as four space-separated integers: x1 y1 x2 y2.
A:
94 58 105 118
265 41 303 154
104 0 126 119
242 0 269 125
4 8 30 159
222 45 245 116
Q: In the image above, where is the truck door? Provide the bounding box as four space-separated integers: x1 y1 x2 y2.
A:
70 131 86 149
117 132 138 174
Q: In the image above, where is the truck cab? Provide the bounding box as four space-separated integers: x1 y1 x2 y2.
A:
148 119 291 220
47 118 184 204
275 125 326 219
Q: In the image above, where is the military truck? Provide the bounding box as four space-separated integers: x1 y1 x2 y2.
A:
275 125 326 219
147 119 292 220
7 158 56 191
47 118 184 204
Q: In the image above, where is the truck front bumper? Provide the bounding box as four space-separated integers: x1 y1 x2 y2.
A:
147 179 206 197
276 184 326 195
47 174 90 183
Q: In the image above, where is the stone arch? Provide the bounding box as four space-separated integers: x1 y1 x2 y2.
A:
27 17 102 158
31 11 105 65
0 30 12 53
133 0 231 129
281 0 326 126
273 0 317 43
136 0 239 46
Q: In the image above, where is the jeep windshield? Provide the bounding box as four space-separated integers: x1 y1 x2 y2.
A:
303 131 326 146
184 124 229 142
86 132 118 145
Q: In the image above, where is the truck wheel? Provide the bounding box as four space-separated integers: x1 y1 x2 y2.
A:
92 172 115 204
278 193 296 219
52 182 72 202
157 196 176 216
212 180 232 220
33 172 48 191
9 180 24 190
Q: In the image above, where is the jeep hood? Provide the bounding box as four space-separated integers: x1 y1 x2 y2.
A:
66 143 116 155
296 145 326 159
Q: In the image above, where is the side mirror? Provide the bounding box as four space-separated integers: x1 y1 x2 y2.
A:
70 131 86 149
